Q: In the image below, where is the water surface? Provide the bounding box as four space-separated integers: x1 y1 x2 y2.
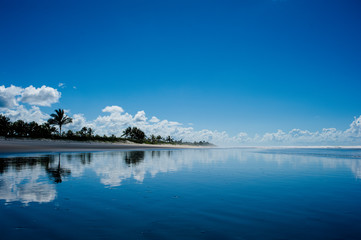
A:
1 148 361 239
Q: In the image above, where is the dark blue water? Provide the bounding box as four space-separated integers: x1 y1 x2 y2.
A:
1 148 361 239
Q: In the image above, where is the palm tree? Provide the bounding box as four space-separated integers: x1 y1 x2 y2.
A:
122 127 132 138
156 135 162 142
166 135 174 143
150 134 156 143
47 109 72 135
122 127 145 141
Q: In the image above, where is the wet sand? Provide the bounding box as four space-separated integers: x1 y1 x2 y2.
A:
0 138 198 154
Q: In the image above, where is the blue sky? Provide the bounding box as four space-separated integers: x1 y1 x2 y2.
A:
1 0 361 143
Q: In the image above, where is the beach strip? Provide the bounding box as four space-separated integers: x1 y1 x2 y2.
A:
0 138 198 154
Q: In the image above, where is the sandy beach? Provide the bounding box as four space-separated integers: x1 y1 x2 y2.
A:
0 138 199 154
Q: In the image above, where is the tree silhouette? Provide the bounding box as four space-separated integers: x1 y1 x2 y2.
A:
150 134 156 143
76 126 94 139
0 115 11 136
47 109 73 135
1 113 213 145
122 127 145 142
132 127 145 141
122 127 132 138
12 120 28 137
37 123 57 138
166 135 174 143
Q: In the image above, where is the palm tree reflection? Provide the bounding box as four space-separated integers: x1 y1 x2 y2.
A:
45 154 71 183
0 155 52 173
81 152 92 165
124 151 145 166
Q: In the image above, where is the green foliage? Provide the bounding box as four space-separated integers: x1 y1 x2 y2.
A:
166 136 174 143
150 134 156 143
0 115 57 138
0 115 11 136
122 127 145 142
48 109 73 134
12 120 28 137
66 130 75 138
122 127 132 138
74 127 94 139
37 123 57 138
27 122 57 138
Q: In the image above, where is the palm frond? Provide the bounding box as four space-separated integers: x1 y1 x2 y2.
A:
47 109 73 135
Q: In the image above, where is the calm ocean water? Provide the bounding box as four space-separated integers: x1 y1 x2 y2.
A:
0 148 361 239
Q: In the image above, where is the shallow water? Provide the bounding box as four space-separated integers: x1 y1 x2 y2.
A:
1 148 361 239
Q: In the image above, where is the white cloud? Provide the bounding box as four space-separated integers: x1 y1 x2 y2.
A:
0 84 61 108
235 132 251 143
65 113 95 132
20 85 61 106
0 84 60 124
93 107 133 136
134 110 147 122
2 105 49 123
58 83 65 88
149 116 160 123
0 85 23 108
102 105 124 113
253 118 361 146
345 116 361 138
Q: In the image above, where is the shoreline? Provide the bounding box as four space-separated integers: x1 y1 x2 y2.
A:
1 138 360 155
0 138 203 154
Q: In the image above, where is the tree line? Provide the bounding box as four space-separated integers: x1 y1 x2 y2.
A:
121 126 212 146
0 109 214 146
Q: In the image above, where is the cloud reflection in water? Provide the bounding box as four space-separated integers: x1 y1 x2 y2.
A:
0 148 361 204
